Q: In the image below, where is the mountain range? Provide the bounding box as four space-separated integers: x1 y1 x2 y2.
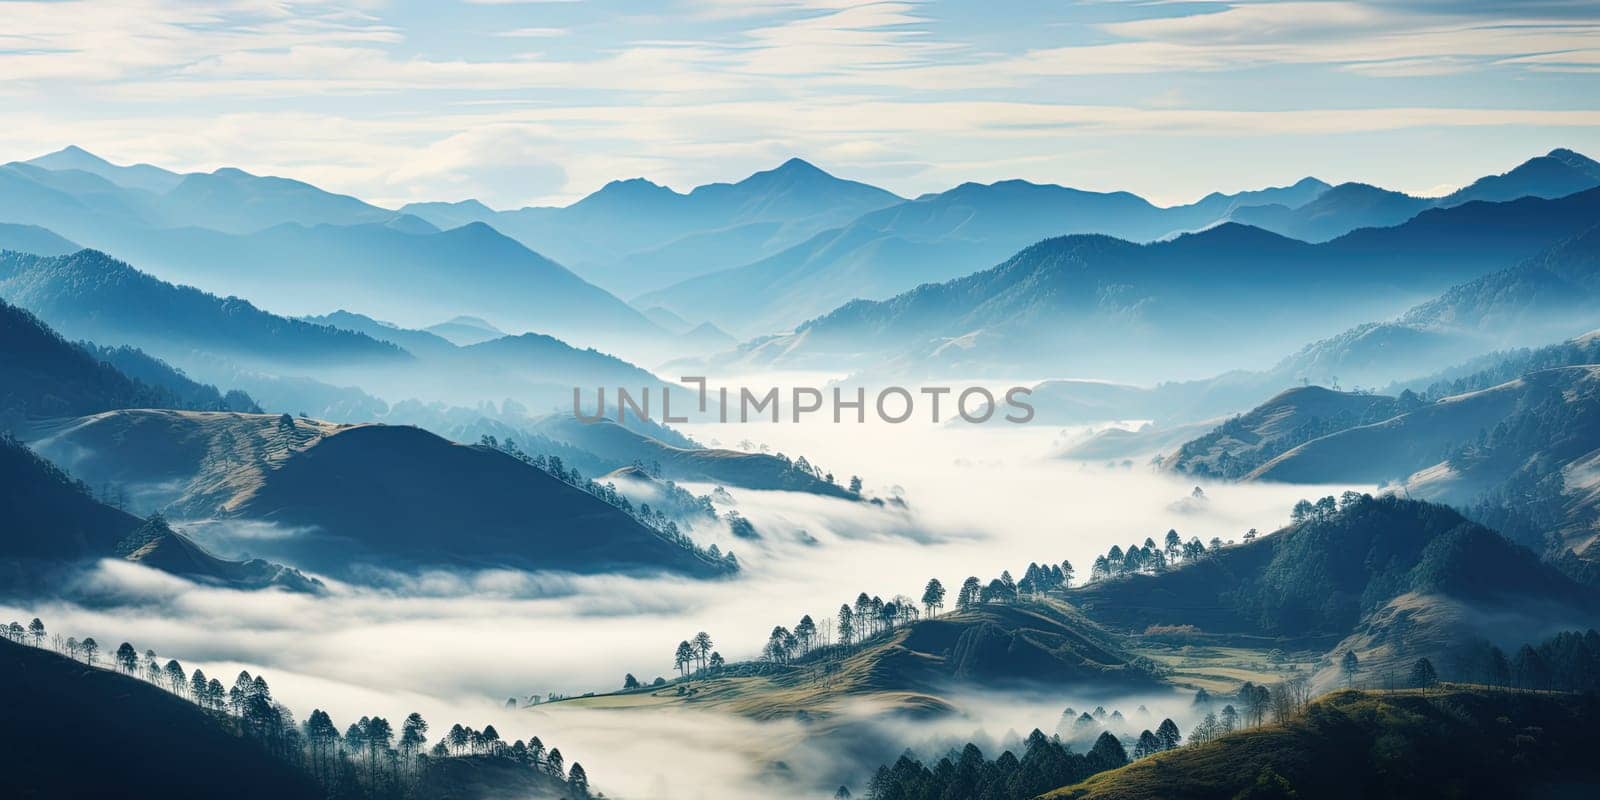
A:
9 146 1598 359
402 157 905 296
0 249 407 368
1225 148 1600 243
640 150 1600 336
1039 219 1600 456
634 176 1332 336
0 152 676 359
713 188 1600 382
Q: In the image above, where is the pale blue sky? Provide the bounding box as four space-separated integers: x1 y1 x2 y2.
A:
3 0 1598 207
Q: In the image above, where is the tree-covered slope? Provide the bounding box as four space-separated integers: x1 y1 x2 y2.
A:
1068 495 1595 638
1042 688 1600 800
0 249 407 366
1247 366 1600 554
1163 386 1415 479
0 637 324 800
1 297 168 424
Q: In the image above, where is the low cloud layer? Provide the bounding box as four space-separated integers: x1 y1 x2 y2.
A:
4 418 1349 798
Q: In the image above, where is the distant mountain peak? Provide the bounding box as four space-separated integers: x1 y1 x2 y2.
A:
772 156 826 176
1190 220 1302 244
599 176 673 193
1546 147 1600 169
50 144 105 162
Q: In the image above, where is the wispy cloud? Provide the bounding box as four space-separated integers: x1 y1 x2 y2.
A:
0 1 1595 206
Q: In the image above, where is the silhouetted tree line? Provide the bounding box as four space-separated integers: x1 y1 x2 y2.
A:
479 434 738 571
732 439 863 496
647 559 1083 692
1452 629 1600 692
1089 528 1234 582
862 729 1132 800
3 617 598 799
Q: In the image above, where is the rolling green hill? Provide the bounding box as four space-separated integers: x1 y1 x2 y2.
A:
563 600 1156 726
1068 495 1595 639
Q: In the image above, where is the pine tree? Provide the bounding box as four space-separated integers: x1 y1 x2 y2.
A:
1156 718 1182 750
922 578 946 617
1340 650 1360 687
1410 657 1439 688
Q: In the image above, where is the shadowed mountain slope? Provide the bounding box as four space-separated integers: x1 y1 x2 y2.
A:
25 410 731 580
532 415 858 498
0 250 406 366
0 434 317 592
0 637 323 800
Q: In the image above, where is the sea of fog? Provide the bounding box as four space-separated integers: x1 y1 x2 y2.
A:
5 406 1358 798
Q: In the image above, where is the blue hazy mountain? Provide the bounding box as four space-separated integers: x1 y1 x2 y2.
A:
1271 222 1600 388
0 151 671 358
1227 182 1434 243
0 250 408 367
32 220 666 358
25 410 732 580
1224 149 1600 244
1029 221 1600 450
643 150 1598 335
300 309 675 412
402 157 905 295
0 222 79 256
635 176 1331 335
724 188 1600 382
154 167 398 233
1442 147 1600 206
23 146 394 232
423 314 504 345
24 144 184 194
